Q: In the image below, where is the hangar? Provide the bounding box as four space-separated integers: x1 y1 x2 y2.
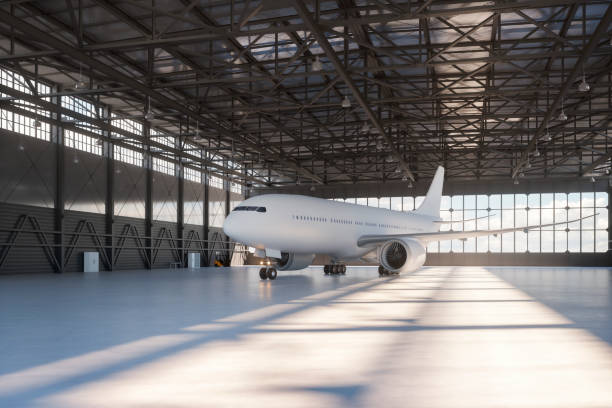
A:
0 0 611 406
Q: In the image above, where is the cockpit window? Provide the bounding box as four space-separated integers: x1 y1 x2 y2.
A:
233 206 267 213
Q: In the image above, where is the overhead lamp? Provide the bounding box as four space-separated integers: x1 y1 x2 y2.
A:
144 109 155 121
519 171 525 178
376 140 383 150
96 138 104 146
395 167 401 173
33 119 41 128
526 158 532 169
543 131 551 142
341 96 351 108
311 56 323 72
309 185 316 192
296 179 301 185
73 155 80 164
606 168 611 175
361 122 370 133
513 178 519 185
558 99 568 121
534 147 540 157
407 180 413 188
591 176 596 183
402 175 408 181
578 76 590 92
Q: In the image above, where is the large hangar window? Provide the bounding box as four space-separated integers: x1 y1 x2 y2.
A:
332 192 609 253
0 68 51 141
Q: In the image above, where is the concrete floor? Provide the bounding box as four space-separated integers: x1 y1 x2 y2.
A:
1 266 611 408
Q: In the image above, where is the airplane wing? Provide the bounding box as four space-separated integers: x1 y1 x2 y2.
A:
357 214 596 247
433 213 495 224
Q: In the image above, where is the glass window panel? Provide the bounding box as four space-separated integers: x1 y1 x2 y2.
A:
541 193 553 208
554 193 567 209
476 236 488 252
501 210 514 228
541 231 554 252
451 195 463 210
477 195 488 209
356 197 367 206
581 207 594 229
528 230 540 253
595 192 608 208
581 230 594 252
451 239 463 252
390 197 402 211
379 197 390 209
439 240 451 253
346 197 356 204
502 233 514 252
555 231 567 252
489 234 501 252
554 208 567 228
489 194 501 209
542 208 554 224
489 212 501 229
463 210 475 230
528 194 540 209
581 192 595 208
528 207 540 225
427 241 438 253
567 231 580 252
464 237 476 252
567 209 581 230
568 192 581 207
415 196 424 208
595 208 608 229
515 194 527 209
515 231 527 252
440 196 451 210
515 209 527 227
502 194 514 209
367 197 378 207
476 209 489 230
464 195 476 209
451 210 463 226
595 230 609 253
403 196 414 211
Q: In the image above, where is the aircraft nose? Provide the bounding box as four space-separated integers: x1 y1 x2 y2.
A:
223 214 237 239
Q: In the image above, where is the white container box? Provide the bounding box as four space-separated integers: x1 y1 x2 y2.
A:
187 252 200 269
83 252 99 273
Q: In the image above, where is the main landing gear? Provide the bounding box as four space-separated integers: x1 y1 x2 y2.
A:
323 264 346 275
378 265 398 277
259 267 277 280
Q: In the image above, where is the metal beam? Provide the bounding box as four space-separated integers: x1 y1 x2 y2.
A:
292 0 415 181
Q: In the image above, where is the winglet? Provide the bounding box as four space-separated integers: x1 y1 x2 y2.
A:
414 166 444 217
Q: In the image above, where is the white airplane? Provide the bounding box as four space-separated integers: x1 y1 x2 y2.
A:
223 166 590 280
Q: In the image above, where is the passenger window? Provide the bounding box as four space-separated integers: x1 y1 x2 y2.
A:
256 207 266 213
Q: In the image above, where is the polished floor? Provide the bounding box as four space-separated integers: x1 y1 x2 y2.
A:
1 266 612 407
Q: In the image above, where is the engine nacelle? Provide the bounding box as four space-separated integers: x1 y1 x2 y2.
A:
378 238 426 274
277 252 315 271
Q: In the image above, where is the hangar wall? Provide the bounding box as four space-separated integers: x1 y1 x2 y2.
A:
0 129 239 274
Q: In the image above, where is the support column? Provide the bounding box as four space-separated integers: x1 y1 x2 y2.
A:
178 157 185 267
104 106 114 271
53 85 64 273
144 104 153 270
203 174 209 266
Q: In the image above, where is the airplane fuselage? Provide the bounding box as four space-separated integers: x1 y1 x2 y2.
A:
223 194 439 260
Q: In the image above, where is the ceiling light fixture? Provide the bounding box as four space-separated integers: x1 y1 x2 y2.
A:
591 176 596 183
513 178 519 185
341 96 351 108
312 56 323 72
558 99 568 121
402 175 408 181
361 122 370 133
74 63 87 90
578 76 590 92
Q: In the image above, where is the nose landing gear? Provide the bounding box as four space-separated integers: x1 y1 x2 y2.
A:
323 264 346 275
259 267 277 280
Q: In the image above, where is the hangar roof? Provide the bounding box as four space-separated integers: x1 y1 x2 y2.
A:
0 0 610 187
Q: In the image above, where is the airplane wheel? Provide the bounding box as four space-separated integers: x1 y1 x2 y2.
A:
259 268 268 280
332 265 339 274
340 265 346 274
378 265 386 276
324 265 330 275
267 268 277 280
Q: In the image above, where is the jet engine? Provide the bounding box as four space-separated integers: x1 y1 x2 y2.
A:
378 238 426 274
277 252 315 271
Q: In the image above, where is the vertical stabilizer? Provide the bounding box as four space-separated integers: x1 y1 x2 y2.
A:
414 166 444 217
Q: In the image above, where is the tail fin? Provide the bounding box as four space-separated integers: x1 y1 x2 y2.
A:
414 166 444 217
